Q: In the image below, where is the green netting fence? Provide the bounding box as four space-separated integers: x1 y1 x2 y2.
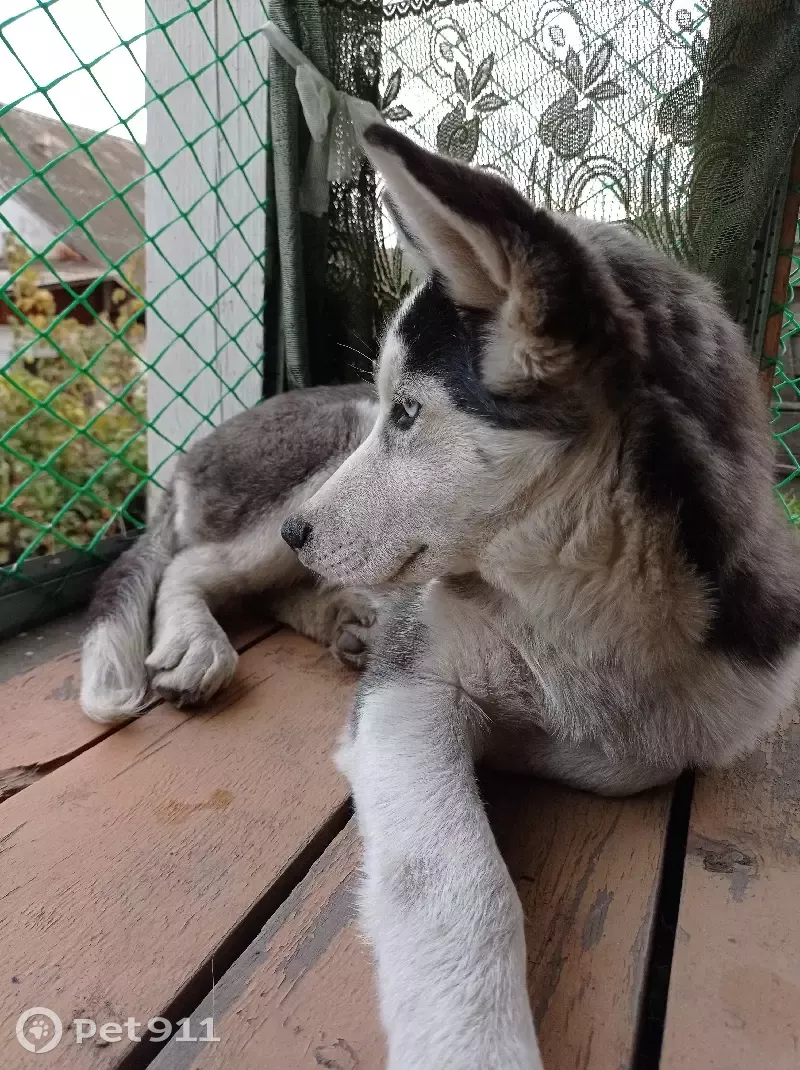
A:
771 208 800 523
0 0 270 634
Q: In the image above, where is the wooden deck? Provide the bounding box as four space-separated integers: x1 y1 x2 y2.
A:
1 616 798 1069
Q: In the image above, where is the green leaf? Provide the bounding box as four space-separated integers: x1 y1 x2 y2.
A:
473 93 507 114
471 54 494 98
382 69 402 109
454 62 470 101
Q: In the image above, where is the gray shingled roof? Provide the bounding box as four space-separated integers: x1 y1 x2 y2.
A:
0 106 145 270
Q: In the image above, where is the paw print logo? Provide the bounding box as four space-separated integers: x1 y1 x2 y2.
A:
16 1007 63 1054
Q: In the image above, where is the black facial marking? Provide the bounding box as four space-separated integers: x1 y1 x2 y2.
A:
395 277 586 438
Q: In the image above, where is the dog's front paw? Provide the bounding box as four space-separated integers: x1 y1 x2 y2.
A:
330 593 377 671
146 621 238 707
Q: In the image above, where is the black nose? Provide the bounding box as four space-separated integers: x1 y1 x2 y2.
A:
281 514 312 550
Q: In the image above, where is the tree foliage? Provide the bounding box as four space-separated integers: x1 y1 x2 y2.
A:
1 234 148 565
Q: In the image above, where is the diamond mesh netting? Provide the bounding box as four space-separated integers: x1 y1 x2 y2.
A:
770 209 800 522
0 0 270 632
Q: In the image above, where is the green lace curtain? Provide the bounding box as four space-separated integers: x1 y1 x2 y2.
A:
266 0 800 392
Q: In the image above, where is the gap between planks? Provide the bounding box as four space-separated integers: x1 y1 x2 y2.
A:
0 615 278 802
0 628 358 1070
631 772 695 1070
660 695 800 1070
1 615 684 1070
150 776 675 1070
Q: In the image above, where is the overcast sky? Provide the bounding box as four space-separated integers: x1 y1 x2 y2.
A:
0 0 145 141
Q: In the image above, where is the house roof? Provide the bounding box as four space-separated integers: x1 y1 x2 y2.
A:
0 106 145 272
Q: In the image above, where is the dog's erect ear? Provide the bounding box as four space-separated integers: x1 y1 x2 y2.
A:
382 192 433 284
363 125 625 388
363 124 531 309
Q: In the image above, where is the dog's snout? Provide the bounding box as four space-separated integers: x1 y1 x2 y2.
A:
281 514 312 550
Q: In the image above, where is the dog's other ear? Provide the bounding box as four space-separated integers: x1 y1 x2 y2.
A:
364 124 523 309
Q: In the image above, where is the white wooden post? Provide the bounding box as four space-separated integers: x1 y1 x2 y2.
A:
145 0 268 505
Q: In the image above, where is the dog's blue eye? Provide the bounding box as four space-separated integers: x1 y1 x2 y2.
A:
393 398 420 429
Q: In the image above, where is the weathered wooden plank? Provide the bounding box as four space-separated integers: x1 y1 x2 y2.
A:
661 700 800 1070
0 648 100 775
152 776 672 1070
0 630 355 1069
490 775 672 1070
150 823 380 1070
0 613 274 786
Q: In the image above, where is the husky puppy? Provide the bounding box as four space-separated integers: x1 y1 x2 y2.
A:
81 127 800 1069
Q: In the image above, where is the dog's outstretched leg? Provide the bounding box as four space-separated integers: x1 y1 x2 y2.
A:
337 679 542 1070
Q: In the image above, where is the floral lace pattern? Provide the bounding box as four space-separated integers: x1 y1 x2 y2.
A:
309 0 799 378
378 3 714 236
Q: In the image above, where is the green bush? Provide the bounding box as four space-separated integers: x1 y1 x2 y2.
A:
1 236 147 566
